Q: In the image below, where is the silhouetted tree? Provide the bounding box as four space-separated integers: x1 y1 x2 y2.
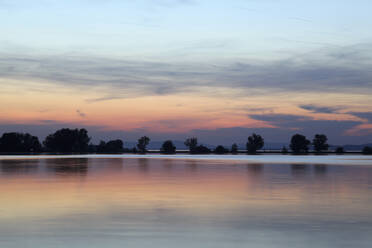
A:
313 134 329 153
43 128 90 153
137 136 150 154
0 132 42 153
124 147 137 153
246 133 264 154
88 143 98 153
194 145 211 154
214 145 229 154
335 146 345 155
96 141 107 153
106 140 124 153
281 146 288 154
97 140 124 154
161 140 176 154
362 146 372 155
184 137 198 154
231 143 238 154
290 134 310 154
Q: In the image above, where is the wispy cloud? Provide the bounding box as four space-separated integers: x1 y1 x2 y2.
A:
248 113 364 142
249 114 313 126
348 112 372 122
1 43 371 102
76 109 86 118
299 105 342 114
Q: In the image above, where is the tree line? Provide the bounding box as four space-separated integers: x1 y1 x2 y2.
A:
0 128 371 155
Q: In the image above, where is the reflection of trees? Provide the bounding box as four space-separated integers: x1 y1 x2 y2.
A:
46 158 89 176
186 160 198 172
138 158 149 172
314 164 328 176
246 163 264 186
163 159 174 171
95 158 123 172
0 160 39 175
247 163 264 174
291 164 309 176
246 164 264 187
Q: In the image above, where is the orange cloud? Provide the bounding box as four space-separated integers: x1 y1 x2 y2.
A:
345 123 372 136
1 79 371 134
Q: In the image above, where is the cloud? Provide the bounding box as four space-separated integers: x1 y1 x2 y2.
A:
344 112 372 135
345 123 372 136
76 110 86 118
85 96 125 103
248 113 365 142
299 105 342 114
39 120 61 124
0 43 372 101
348 112 372 122
249 114 312 126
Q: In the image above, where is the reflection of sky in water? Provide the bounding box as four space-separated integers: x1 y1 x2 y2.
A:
0 158 371 248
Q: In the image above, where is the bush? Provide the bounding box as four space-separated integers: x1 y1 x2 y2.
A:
362 146 372 155
231 143 238 154
161 140 176 154
193 145 211 154
281 146 288 154
97 140 124 154
124 147 137 153
214 145 229 154
335 147 345 155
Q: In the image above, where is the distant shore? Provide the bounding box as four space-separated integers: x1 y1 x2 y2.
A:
0 150 369 156
0 154 371 166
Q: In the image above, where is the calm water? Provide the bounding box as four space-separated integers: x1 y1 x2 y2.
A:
0 157 371 248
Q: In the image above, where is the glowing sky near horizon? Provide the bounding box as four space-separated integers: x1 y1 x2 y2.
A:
0 0 372 144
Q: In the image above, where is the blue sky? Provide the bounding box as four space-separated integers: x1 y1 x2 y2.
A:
1 0 371 58
0 0 372 145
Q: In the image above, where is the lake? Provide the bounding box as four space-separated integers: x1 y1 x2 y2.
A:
0 156 371 248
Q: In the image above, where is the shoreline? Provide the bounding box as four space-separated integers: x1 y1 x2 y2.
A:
0 154 371 166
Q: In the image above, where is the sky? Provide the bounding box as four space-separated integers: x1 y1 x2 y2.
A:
0 0 372 145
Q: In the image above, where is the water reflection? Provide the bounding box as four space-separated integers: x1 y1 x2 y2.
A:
138 158 149 172
314 164 328 176
291 164 309 177
0 158 371 248
46 158 89 177
93 158 124 172
246 163 264 174
186 160 198 172
0 159 39 175
163 159 174 171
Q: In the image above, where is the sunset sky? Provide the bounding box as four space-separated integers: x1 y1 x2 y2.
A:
1 0 372 145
